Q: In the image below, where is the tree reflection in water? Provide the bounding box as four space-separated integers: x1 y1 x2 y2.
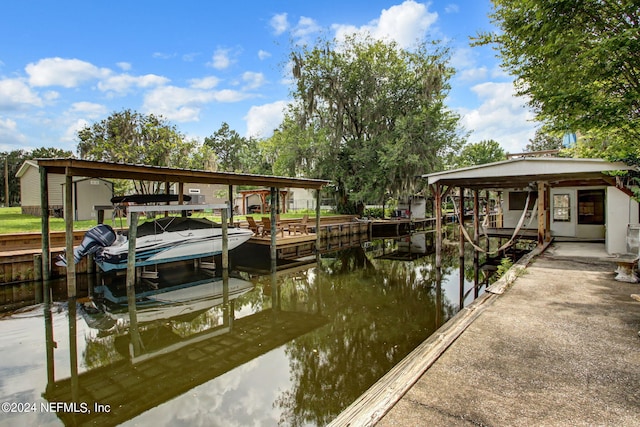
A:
275 243 461 426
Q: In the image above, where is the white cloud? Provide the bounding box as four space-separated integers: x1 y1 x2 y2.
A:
445 4 460 13
189 76 221 90
332 0 437 48
69 102 107 118
0 118 27 148
25 57 110 87
143 86 252 123
242 72 266 90
117 62 131 71
258 50 271 60
459 81 537 154
0 78 43 109
182 52 200 62
97 73 169 94
457 66 489 82
213 89 252 103
143 86 214 122
210 48 233 70
244 100 287 139
270 13 289 35
62 118 89 143
152 52 175 60
292 16 322 45
450 47 477 70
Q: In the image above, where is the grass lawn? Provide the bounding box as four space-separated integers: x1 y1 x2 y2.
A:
0 207 98 234
0 207 331 234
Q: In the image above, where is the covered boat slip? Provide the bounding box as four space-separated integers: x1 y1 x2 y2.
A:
424 157 638 270
36 158 329 298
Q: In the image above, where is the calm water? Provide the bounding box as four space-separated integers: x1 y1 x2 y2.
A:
0 233 482 426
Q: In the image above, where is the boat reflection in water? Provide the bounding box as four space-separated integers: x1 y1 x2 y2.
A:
83 272 255 331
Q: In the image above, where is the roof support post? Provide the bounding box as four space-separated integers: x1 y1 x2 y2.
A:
484 190 491 252
537 181 551 246
473 189 480 298
270 187 277 266
458 186 465 309
39 165 51 285
64 173 76 298
228 185 234 224
315 189 321 254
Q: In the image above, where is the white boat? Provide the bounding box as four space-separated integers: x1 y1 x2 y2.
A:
57 216 253 272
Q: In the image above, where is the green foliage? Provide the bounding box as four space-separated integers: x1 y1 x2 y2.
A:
454 139 506 167
77 109 195 168
363 207 385 218
204 122 261 173
524 128 564 153
279 34 464 213
477 0 640 155
495 257 513 279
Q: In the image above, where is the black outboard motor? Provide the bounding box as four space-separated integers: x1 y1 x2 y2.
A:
75 224 117 263
56 224 117 266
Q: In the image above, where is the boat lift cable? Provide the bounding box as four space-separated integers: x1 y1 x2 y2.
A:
448 191 537 255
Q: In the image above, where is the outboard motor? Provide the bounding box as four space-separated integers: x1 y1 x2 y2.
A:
56 224 117 266
75 224 117 263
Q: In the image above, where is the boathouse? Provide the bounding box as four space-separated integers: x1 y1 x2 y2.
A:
425 157 638 256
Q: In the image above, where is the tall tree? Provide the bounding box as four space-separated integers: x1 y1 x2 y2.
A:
77 109 196 194
77 109 194 168
477 0 640 156
285 34 463 213
454 139 506 167
203 122 267 174
524 128 564 153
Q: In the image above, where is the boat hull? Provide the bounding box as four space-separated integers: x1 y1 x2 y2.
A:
96 228 253 272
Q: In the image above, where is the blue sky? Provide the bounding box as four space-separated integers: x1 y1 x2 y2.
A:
0 0 538 156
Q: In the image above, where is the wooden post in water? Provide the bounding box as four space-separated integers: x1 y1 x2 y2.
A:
65 174 76 298
39 166 51 284
433 183 443 269
126 211 141 357
221 207 229 272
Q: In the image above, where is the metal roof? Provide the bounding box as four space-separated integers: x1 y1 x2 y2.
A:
36 158 329 190
424 157 636 189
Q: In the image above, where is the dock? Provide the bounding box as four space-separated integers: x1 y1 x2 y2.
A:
330 242 640 426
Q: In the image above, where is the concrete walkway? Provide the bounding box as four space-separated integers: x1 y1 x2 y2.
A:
375 244 640 426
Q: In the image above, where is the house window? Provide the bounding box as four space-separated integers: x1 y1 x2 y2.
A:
577 189 605 225
553 194 570 222
508 191 537 210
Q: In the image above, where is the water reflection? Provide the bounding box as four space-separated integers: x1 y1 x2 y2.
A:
0 235 477 426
